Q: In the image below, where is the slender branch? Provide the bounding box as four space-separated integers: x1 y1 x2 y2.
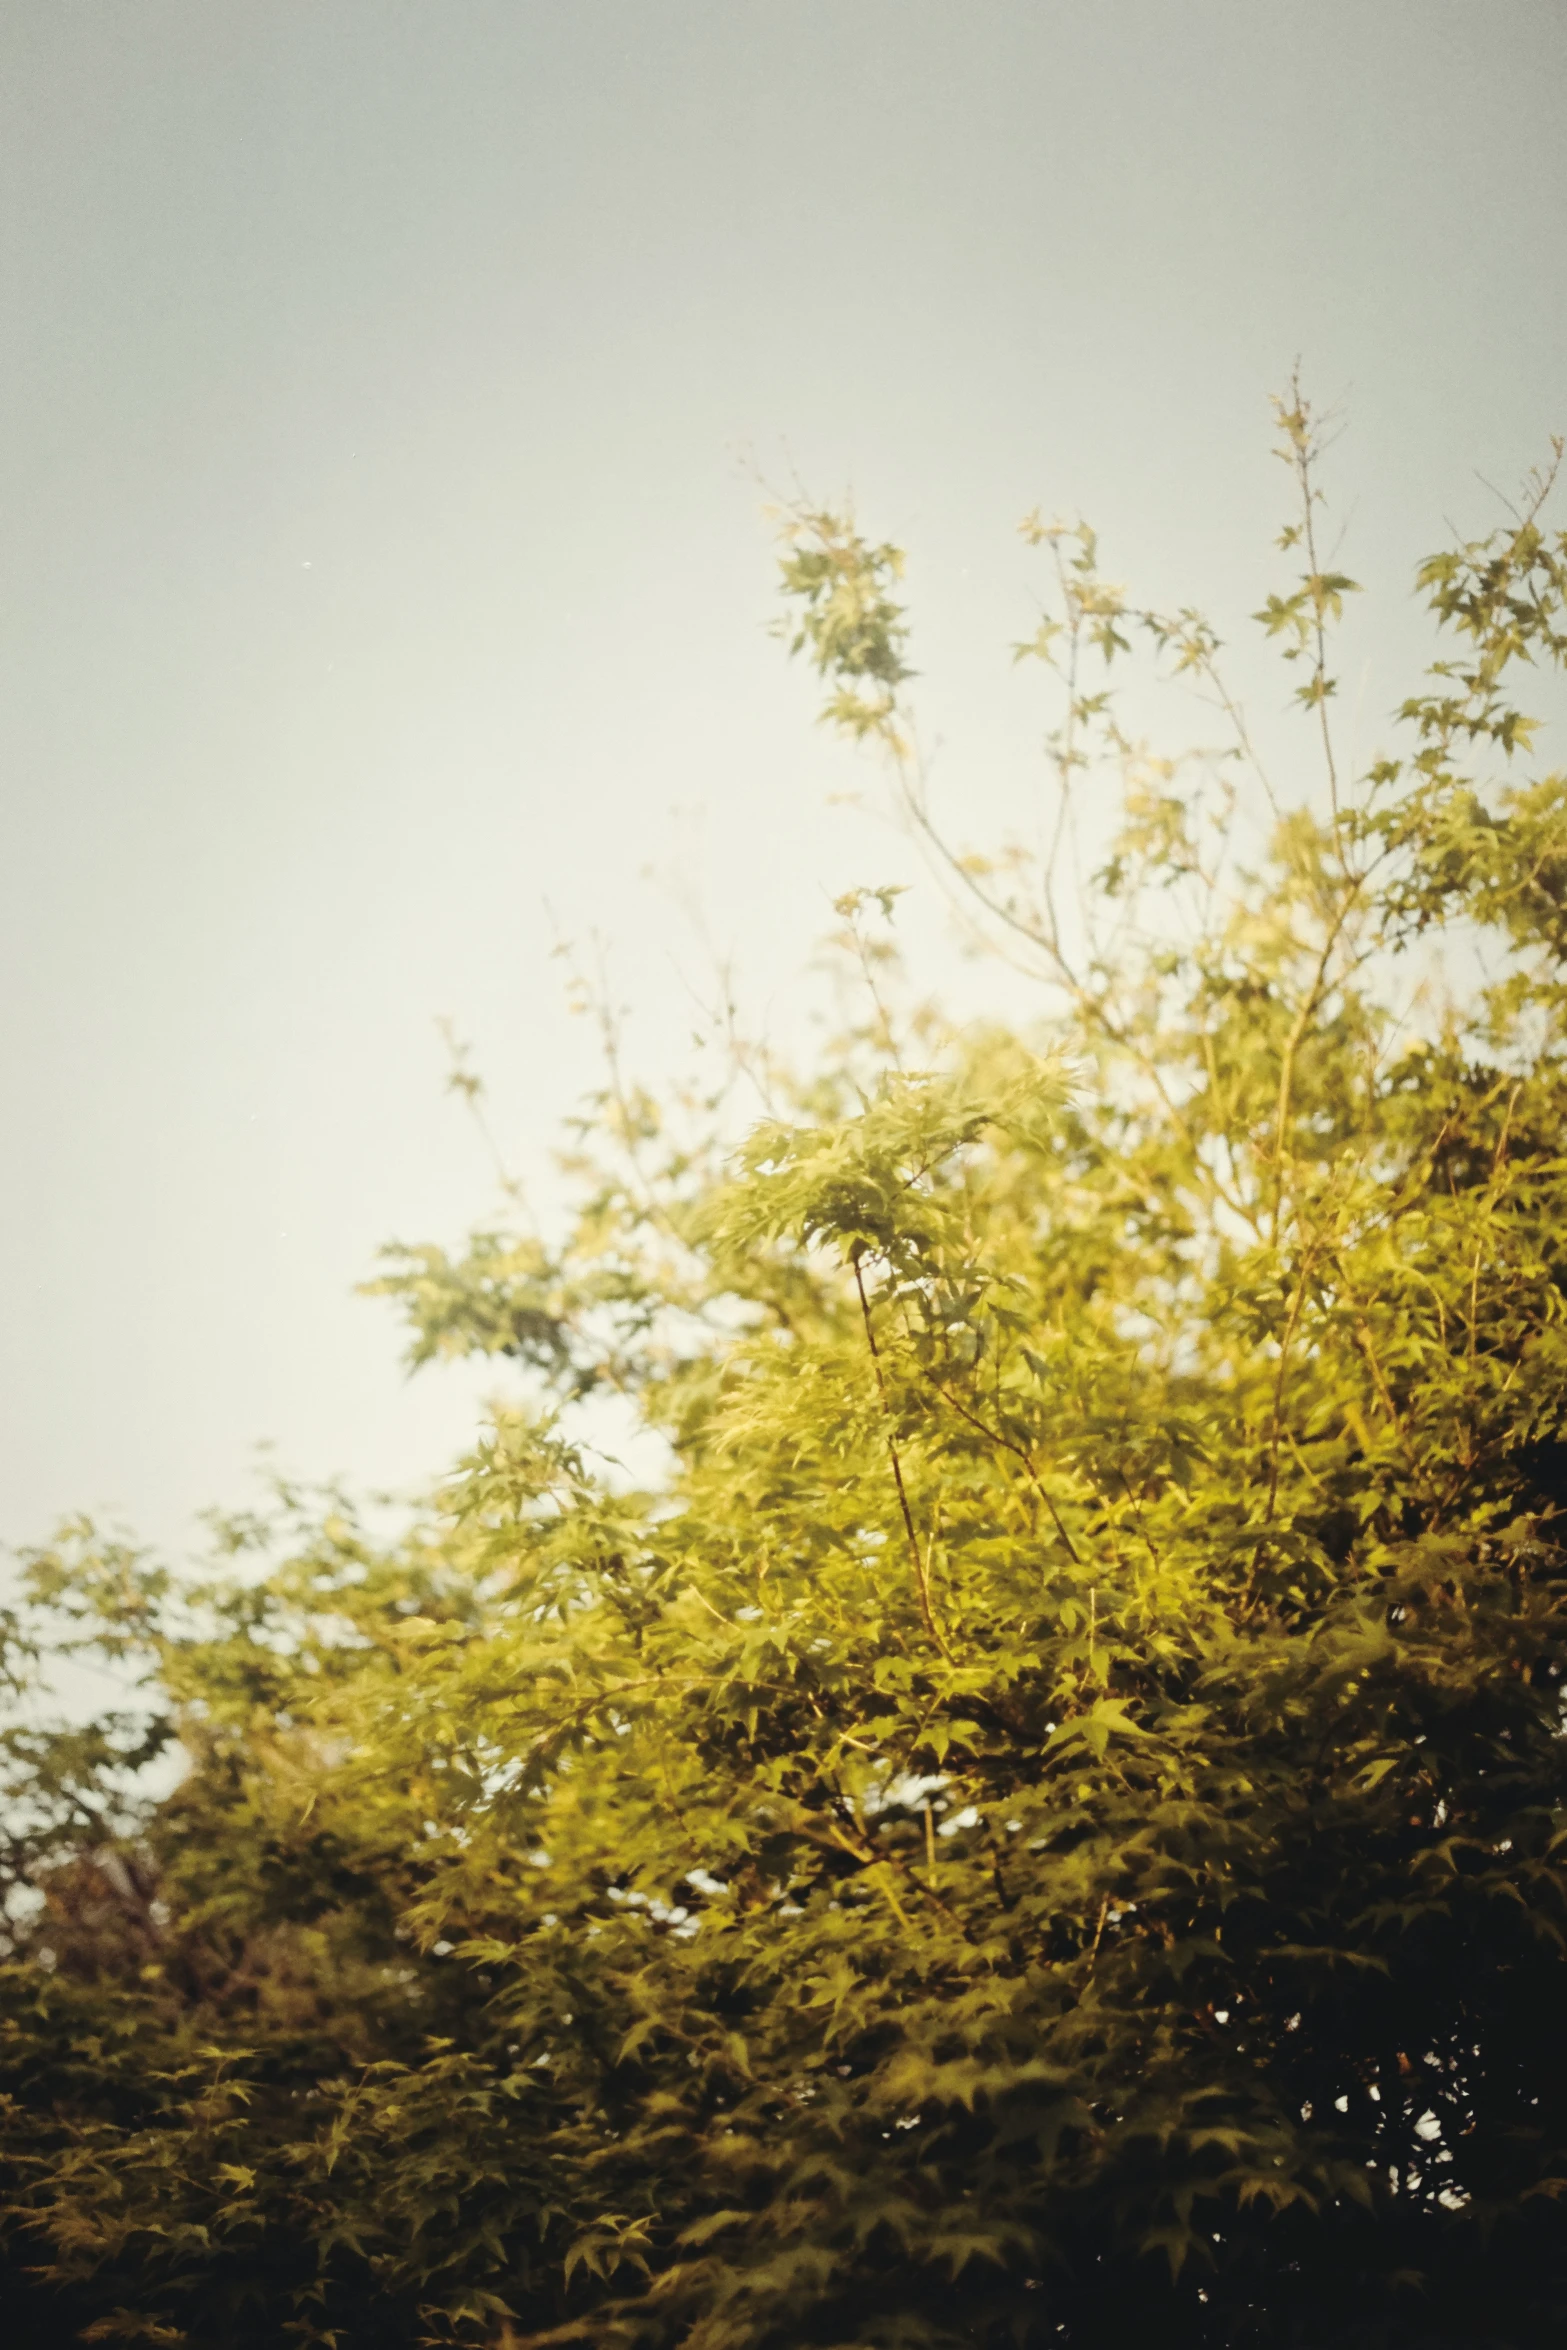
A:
853 1252 951 1655
1087 1892 1111 1973
1270 887 1366 1238
1289 393 1345 829
891 749 1264 1236
1264 1256 1315 1522
925 1372 1081 1563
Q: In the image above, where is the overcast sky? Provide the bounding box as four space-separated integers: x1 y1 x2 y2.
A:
3 1 1564 1561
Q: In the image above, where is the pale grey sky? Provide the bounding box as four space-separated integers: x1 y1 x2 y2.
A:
3 2 1564 1557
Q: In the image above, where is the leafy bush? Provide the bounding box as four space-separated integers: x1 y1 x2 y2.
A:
4 391 1567 2348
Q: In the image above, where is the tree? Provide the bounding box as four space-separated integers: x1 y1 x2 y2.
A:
4 390 1567 2349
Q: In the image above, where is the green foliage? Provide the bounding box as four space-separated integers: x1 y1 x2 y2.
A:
5 394 1567 2348
772 502 914 743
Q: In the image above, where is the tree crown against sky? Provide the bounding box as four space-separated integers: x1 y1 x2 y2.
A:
3 391 1567 2348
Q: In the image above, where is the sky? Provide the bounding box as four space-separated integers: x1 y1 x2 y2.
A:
2 1 1565 1564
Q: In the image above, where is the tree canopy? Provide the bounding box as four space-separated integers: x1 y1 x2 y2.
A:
4 392 1567 2349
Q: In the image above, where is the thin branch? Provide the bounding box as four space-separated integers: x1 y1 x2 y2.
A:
925 1372 1081 1563
853 1252 951 1656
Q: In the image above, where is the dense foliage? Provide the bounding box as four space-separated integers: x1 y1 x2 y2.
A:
5 396 1567 2348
